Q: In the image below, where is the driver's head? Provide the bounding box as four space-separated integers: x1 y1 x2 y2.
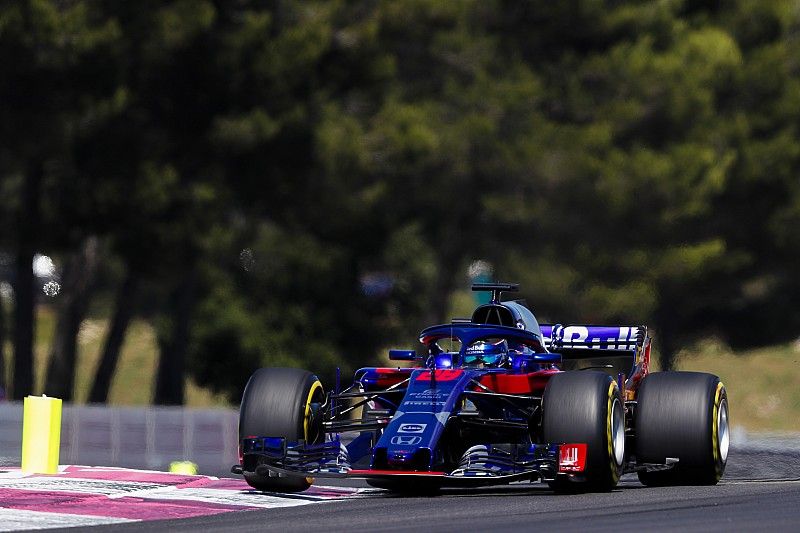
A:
463 339 509 367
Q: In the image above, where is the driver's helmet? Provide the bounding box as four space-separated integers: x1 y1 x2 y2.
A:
463 338 509 367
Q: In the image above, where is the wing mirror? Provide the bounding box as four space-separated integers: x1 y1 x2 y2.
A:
388 349 417 361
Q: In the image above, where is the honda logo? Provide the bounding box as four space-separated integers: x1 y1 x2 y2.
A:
391 435 422 445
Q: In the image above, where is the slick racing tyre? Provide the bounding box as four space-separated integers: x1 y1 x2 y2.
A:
543 371 625 492
239 367 324 492
635 371 729 486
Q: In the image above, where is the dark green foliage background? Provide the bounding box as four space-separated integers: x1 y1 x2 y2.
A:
1 0 798 402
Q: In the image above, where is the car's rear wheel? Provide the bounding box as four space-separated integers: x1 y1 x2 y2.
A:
238 367 324 493
635 371 728 486
543 371 625 492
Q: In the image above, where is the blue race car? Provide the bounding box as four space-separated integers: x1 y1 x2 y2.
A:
232 283 729 492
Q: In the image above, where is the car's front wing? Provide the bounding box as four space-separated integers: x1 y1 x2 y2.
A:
234 436 585 487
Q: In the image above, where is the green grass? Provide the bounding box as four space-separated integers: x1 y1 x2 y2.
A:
673 339 800 432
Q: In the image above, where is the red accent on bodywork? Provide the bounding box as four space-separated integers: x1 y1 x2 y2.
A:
414 369 464 382
558 443 587 473
477 370 559 394
371 368 414 387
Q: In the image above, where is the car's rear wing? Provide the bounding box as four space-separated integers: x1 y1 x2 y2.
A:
540 325 646 351
541 324 652 394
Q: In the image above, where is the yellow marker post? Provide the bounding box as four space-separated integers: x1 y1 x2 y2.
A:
21 395 62 474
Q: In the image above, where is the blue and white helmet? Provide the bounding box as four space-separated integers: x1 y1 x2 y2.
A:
463 339 509 367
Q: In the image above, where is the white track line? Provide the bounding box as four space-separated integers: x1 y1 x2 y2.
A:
0 509 135 532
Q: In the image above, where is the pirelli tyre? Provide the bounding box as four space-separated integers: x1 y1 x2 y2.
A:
635 371 729 486
238 367 324 493
543 371 625 492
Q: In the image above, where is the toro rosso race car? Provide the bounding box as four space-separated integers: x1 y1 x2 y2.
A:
232 283 729 493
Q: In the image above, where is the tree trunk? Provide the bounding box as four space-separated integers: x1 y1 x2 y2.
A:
12 159 42 399
154 266 197 405
44 236 100 400
656 327 676 372
0 292 6 399
88 270 138 403
654 282 678 371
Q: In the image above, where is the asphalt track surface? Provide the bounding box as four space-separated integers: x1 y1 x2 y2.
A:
45 446 800 533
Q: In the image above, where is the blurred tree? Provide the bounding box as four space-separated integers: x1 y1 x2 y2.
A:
0 0 121 398
44 236 100 400
187 0 505 399
40 0 232 404
490 0 800 368
710 0 800 348
186 0 394 399
142 0 232 405
4 0 800 403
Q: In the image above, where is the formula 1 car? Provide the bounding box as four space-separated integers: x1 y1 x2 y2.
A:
232 283 729 493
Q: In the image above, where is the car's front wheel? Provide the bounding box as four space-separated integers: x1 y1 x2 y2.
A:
238 367 324 493
542 371 625 492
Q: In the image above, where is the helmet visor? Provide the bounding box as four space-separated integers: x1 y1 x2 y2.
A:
462 353 504 366
462 339 508 367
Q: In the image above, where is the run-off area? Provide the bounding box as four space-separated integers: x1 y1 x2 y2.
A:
0 466 371 532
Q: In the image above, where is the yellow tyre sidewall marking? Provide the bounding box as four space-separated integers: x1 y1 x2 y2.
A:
303 380 323 441
607 381 621 482
711 381 725 478
303 380 323 485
